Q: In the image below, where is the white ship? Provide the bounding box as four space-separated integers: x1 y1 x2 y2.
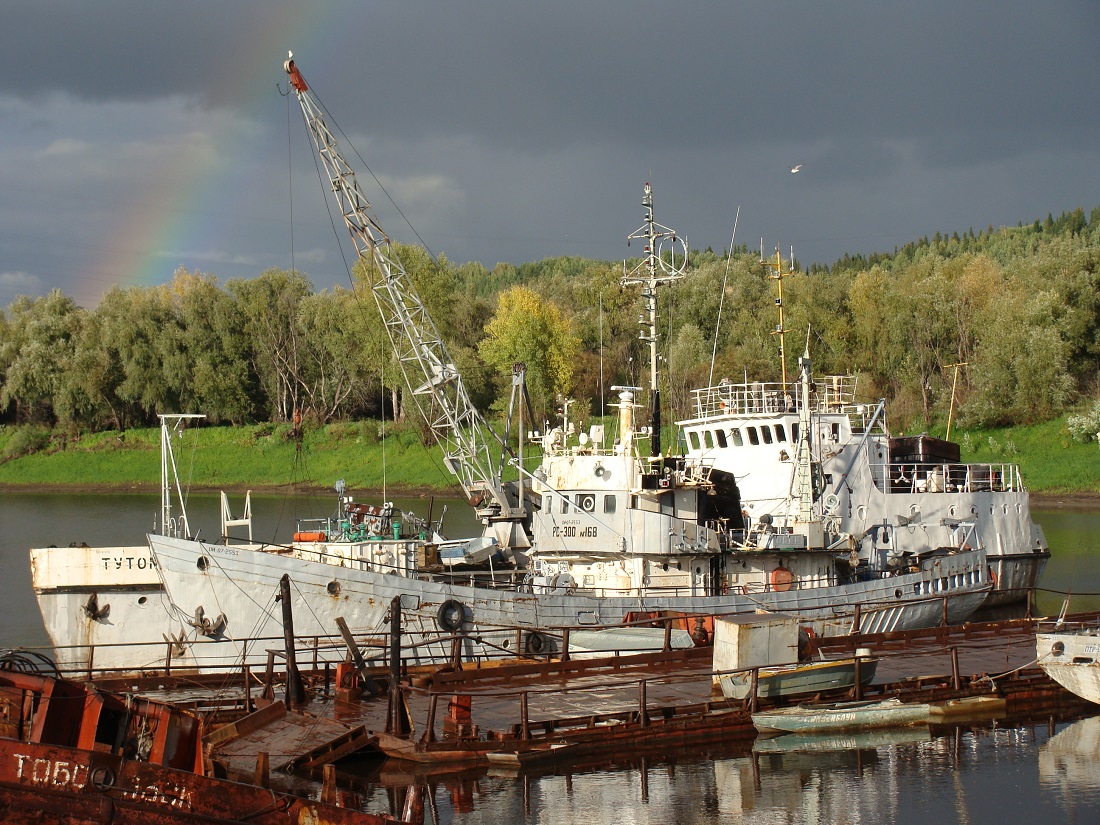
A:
679 253 1048 607
1037 623 1100 705
30 57 995 676
30 415 451 674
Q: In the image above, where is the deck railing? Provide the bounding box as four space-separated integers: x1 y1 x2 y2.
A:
690 375 859 419
873 461 1023 494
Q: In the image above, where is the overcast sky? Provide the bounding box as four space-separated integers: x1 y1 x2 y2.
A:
2 1 1098 310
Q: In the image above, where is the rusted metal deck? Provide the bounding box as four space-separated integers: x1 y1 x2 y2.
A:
298 613 1095 769
77 611 1100 778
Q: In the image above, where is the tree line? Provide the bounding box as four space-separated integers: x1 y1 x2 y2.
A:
2 207 1099 446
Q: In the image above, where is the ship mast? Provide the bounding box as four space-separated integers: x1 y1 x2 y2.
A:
765 247 789 388
159 413 205 538
623 183 687 457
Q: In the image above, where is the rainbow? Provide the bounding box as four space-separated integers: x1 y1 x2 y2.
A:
88 13 354 304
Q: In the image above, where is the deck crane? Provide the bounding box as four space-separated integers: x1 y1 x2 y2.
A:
283 56 529 548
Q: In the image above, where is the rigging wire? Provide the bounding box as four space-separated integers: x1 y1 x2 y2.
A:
599 292 605 423
708 207 740 388
286 78 472 504
381 337 387 498
287 83 296 277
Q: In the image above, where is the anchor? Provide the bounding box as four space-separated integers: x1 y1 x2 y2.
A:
161 630 189 657
82 593 110 622
189 605 228 638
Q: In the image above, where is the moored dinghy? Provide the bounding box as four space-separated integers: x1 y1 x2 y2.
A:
751 698 932 735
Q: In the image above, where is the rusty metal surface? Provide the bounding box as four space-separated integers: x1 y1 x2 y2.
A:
302 613 1094 770
0 738 402 824
206 700 375 776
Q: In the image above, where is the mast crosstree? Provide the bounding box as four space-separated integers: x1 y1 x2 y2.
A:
622 182 687 457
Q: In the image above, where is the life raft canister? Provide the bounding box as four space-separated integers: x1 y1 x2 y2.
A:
770 566 794 592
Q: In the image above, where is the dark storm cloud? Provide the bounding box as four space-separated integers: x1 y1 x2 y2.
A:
1 1 1098 309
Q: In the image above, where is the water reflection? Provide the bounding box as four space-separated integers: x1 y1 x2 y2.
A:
1032 507 1100 616
327 718 1100 824
1040 714 1100 801
5 496 1100 821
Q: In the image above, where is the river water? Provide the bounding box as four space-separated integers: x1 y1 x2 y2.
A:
2 495 1099 823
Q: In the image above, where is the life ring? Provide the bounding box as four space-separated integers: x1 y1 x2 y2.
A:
525 631 547 655
91 766 115 790
988 566 998 588
436 599 465 632
769 566 793 592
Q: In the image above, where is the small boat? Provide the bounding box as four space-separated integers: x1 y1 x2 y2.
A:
927 694 1006 720
720 653 879 701
1036 625 1100 704
751 698 931 735
0 668 401 824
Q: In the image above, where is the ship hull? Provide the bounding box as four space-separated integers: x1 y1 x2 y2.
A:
128 534 992 674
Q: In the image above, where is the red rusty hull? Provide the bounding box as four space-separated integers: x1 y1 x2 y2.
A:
0 738 397 825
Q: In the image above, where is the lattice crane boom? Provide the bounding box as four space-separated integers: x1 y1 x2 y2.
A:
284 57 517 516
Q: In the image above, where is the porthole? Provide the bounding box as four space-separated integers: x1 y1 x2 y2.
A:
197 556 209 571
327 580 341 596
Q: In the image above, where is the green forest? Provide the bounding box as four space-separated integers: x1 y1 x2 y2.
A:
4 206 1100 465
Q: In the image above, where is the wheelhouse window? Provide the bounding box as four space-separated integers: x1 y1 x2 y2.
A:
715 429 728 448
730 428 743 446
761 427 773 445
704 431 714 449
604 494 617 513
746 426 760 445
688 431 701 450
774 424 786 442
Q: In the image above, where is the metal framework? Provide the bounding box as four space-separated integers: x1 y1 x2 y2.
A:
284 58 515 515
623 182 687 456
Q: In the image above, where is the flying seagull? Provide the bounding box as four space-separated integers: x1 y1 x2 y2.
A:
790 164 803 173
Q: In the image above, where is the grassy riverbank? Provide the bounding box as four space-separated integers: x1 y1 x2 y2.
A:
0 421 458 494
0 417 1098 497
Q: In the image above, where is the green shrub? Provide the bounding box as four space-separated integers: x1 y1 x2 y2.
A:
1067 402 1100 443
2 426 51 461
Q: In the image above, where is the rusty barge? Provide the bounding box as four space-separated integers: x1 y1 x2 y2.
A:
0 669 404 825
